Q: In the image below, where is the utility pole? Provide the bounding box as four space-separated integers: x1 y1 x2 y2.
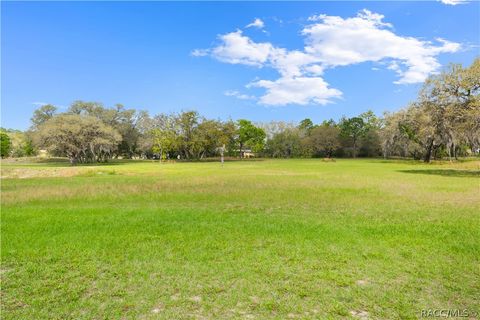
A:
221 144 225 167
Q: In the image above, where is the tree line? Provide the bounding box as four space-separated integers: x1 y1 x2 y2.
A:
1 59 478 163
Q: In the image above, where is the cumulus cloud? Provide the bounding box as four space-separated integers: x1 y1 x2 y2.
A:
248 77 341 106
246 18 265 29
191 49 209 57
224 90 256 100
210 30 273 66
440 0 469 5
302 9 460 84
193 10 460 105
304 64 324 76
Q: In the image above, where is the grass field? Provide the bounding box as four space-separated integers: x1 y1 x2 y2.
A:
1 158 479 319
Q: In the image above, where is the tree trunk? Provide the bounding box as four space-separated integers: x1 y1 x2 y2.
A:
424 139 434 163
69 154 77 166
221 144 225 166
448 143 452 162
352 138 357 158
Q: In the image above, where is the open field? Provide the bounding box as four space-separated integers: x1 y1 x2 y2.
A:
1 158 479 319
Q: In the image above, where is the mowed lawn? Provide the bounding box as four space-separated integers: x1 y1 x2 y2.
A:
1 159 479 319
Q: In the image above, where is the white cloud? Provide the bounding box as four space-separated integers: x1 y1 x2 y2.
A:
191 49 209 57
211 30 273 66
440 0 469 5
249 77 341 106
224 90 256 100
307 14 326 22
304 64 324 76
269 49 318 77
194 10 461 105
302 9 460 84
246 18 265 29
434 37 462 52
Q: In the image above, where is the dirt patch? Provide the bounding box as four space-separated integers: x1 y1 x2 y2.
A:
189 296 202 303
350 310 369 319
1 167 83 179
356 279 368 286
151 303 164 314
1 167 118 179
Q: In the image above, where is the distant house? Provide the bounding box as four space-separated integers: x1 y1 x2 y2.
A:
241 149 255 158
38 149 48 158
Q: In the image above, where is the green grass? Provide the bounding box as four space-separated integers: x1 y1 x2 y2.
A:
1 159 479 319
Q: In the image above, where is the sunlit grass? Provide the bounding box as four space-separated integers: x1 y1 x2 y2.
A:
1 159 479 319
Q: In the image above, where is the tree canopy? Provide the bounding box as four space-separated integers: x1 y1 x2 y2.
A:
1 131 12 158
2 59 478 164
34 114 122 164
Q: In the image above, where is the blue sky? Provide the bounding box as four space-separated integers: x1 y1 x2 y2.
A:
2 1 479 130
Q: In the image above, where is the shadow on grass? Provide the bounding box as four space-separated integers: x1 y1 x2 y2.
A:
45 160 145 168
399 169 480 178
176 157 265 163
3 157 265 168
3 158 142 168
375 157 480 165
